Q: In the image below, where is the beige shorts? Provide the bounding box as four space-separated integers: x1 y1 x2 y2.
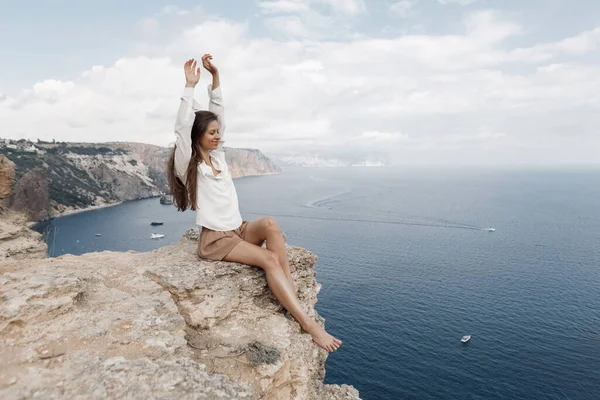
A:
197 220 250 261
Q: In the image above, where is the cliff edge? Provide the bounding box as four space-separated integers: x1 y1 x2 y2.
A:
0 155 47 260
0 228 359 399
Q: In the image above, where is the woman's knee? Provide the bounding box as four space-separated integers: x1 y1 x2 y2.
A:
263 216 280 232
261 250 281 272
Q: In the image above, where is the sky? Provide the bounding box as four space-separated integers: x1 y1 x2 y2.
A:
1 0 600 165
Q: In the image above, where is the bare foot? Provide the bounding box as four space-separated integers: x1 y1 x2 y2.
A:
303 321 342 352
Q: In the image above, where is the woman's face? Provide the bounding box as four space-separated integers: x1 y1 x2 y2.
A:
200 120 220 151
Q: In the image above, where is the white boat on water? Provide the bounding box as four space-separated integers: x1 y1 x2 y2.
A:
150 233 165 239
486 227 496 232
95 233 102 237
461 335 471 343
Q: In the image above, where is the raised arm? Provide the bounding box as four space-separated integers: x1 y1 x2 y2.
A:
202 54 226 148
173 59 201 181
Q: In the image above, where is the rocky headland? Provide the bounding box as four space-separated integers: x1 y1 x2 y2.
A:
0 140 281 221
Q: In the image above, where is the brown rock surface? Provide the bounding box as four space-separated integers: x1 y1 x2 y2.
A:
8 168 51 220
0 212 47 260
0 155 47 260
0 155 15 203
225 148 282 179
0 231 359 399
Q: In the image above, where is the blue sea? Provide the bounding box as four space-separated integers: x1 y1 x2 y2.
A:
34 166 600 400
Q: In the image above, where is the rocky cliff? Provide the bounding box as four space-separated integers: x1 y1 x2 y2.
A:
117 143 280 181
225 147 283 178
0 140 282 221
0 156 48 260
0 228 359 399
0 155 14 201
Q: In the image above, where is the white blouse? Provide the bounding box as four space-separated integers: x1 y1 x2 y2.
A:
173 84 243 231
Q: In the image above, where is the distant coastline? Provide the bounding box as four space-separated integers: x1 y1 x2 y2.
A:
3 139 282 224
56 199 127 218
32 169 285 224
30 196 158 227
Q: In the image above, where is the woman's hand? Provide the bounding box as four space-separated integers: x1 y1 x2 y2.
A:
202 54 218 75
184 58 200 87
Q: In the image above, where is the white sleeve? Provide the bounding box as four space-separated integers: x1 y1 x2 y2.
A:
173 87 198 181
207 84 226 150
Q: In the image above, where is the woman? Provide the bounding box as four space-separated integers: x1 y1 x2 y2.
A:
167 55 342 352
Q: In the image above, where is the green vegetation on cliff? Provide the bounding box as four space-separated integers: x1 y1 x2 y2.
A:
0 147 112 209
0 140 281 220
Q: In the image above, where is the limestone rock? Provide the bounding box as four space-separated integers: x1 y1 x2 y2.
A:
225 148 282 178
0 155 15 203
0 234 359 399
0 155 47 260
0 211 48 260
8 168 51 220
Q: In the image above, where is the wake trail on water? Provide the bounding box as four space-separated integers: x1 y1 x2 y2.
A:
304 187 395 210
404 215 482 230
303 190 351 209
285 184 488 231
357 206 482 230
244 212 485 231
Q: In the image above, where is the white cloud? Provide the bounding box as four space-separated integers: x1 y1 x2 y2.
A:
262 15 313 37
390 1 418 18
438 0 479 5
547 26 600 55
161 5 189 16
257 1 312 14
134 18 160 39
1 8 599 164
361 131 411 142
258 0 365 39
464 10 522 44
258 0 365 16
320 0 366 15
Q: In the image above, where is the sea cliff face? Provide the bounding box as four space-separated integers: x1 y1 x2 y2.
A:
225 147 282 178
0 156 48 260
0 140 282 221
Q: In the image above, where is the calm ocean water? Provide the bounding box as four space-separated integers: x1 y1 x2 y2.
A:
34 166 600 399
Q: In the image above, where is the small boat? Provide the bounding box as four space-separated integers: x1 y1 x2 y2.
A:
461 335 471 343
486 227 496 232
160 194 174 205
150 222 163 226
95 233 102 237
150 233 165 239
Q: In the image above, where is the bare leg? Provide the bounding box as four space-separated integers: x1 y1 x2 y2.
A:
244 217 296 293
223 240 342 352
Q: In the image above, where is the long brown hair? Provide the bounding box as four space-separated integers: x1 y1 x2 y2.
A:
167 110 218 211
